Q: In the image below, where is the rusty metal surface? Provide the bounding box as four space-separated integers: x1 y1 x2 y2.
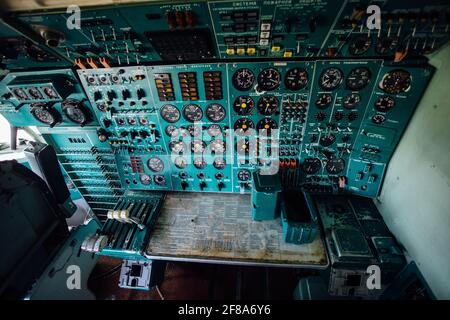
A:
145 192 328 268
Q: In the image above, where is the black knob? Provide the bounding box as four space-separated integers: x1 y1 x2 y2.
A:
122 89 131 100
94 91 102 101
137 88 146 100
139 130 149 138
107 90 117 101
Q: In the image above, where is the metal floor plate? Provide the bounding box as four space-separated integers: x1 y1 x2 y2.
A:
146 192 328 268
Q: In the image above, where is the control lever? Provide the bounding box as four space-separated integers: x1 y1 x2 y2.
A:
218 181 225 191
181 181 188 190
199 181 207 191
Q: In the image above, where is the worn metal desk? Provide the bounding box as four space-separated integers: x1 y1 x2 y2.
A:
145 192 328 269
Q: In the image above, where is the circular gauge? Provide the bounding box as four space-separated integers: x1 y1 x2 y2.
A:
343 93 361 109
42 86 58 99
346 67 371 91
302 158 322 174
13 88 28 100
154 175 166 185
319 67 343 91
234 118 254 135
169 141 186 154
62 99 92 126
233 96 254 115
348 35 372 56
30 103 61 126
210 140 226 154
372 114 386 124
213 158 226 170
237 169 251 181
205 103 226 122
193 157 207 169
174 156 188 169
232 68 255 91
191 140 206 154
315 93 333 109
166 125 179 137
147 157 164 172
285 68 309 90
140 174 152 185
376 36 399 55
160 104 180 123
182 104 203 122
257 96 279 115
374 96 396 112
325 158 345 174
257 118 278 134
186 124 201 137
379 70 412 94
319 134 336 147
207 124 222 137
236 139 250 155
257 68 281 91
28 87 43 99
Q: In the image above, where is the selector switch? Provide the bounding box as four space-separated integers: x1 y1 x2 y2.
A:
122 89 131 100
181 181 189 190
199 181 207 191
137 88 146 100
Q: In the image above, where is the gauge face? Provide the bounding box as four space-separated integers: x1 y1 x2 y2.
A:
343 93 361 109
257 96 279 115
319 134 336 147
237 169 251 181
30 103 60 126
12 88 28 100
205 103 226 122
372 114 386 124
207 124 222 137
187 124 201 137
193 157 207 169
315 93 332 109
234 118 254 135
379 70 412 94
376 36 399 54
348 35 372 56
257 68 281 91
232 68 255 91
284 68 308 90
213 158 226 170
191 140 206 154
210 140 226 154
166 125 179 137
233 96 254 115
319 67 343 91
174 156 188 169
160 104 180 123
42 86 58 99
140 174 152 185
182 104 203 122
169 141 186 154
325 158 345 174
236 139 250 155
302 158 322 174
346 67 371 91
374 96 396 112
147 157 164 172
28 87 43 99
257 118 278 134
154 175 166 185
62 99 91 125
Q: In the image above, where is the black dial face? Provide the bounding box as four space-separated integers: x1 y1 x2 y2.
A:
379 70 412 94
169 141 186 154
182 104 203 122
236 139 250 155
315 93 333 109
319 67 343 91
30 103 61 126
191 140 206 154
207 124 222 137
154 175 166 185
348 35 372 56
302 158 322 174
42 86 58 99
348 111 358 121
233 96 254 115
140 174 152 185
174 156 188 169
376 36 399 55
372 114 386 124
147 157 164 172
346 67 371 91
28 87 43 99
193 157 207 169
284 68 308 90
257 118 278 134
237 169 251 181
234 118 254 135
343 93 361 109
12 88 28 100
319 134 336 147
232 68 255 91
205 103 226 122
374 96 396 112
210 140 226 154
213 157 226 170
257 68 281 91
160 104 180 123
325 158 345 174
257 96 279 115
165 125 179 137
187 124 202 137
315 111 326 121
62 99 91 125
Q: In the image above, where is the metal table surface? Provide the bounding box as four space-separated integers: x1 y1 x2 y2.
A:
145 192 328 268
